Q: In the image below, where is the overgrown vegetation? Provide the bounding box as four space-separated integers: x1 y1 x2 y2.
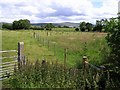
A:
104 17 120 87
2 60 110 89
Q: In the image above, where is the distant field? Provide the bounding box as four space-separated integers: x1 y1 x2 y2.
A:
2 29 109 67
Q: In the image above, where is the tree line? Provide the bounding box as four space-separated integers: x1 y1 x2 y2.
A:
1 18 118 33
76 19 112 32
2 19 55 30
2 19 31 30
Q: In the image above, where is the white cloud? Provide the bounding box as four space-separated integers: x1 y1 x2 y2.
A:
0 0 119 23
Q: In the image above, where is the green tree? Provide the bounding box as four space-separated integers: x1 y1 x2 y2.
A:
45 23 54 30
101 19 108 32
58 25 61 28
106 17 120 63
105 17 120 88
63 25 69 28
93 20 102 32
2 23 12 30
12 19 30 30
12 20 19 29
85 22 93 32
80 22 86 32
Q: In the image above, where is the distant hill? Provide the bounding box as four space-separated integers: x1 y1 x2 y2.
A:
0 22 80 28
31 22 80 28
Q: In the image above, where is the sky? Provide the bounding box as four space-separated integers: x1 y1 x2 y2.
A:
0 0 119 24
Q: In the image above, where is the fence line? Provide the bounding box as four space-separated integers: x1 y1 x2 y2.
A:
33 32 105 71
33 32 67 65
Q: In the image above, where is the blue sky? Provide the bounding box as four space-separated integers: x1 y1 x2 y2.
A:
0 0 119 24
91 0 103 8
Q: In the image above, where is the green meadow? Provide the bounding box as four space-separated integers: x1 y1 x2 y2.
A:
2 29 109 67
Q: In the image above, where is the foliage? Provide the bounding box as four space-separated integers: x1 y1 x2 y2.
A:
104 17 120 88
45 23 55 30
46 28 52 31
80 22 86 32
30 26 44 30
58 25 61 28
63 25 69 28
6 60 109 89
75 28 79 31
85 22 93 32
106 17 120 65
79 22 93 32
93 20 102 32
2 23 12 30
12 19 30 30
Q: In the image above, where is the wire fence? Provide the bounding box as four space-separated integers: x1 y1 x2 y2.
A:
33 32 85 67
33 32 108 77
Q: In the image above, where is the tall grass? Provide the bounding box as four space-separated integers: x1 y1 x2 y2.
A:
2 59 108 89
2 59 118 89
35 31 109 67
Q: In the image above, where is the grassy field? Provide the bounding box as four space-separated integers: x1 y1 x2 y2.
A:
2 29 109 67
2 29 112 89
2 30 56 62
35 30 109 66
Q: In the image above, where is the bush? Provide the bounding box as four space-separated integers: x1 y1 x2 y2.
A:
75 28 79 31
46 28 52 31
105 17 120 88
106 17 120 64
7 60 107 89
2 23 12 30
30 26 44 30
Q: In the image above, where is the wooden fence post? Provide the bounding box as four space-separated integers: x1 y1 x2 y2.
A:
64 48 67 68
48 40 49 50
33 32 36 38
83 56 88 90
83 56 88 70
54 44 56 56
38 34 40 41
43 38 44 46
18 42 24 69
47 32 48 36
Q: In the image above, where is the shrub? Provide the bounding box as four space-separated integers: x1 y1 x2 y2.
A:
75 28 79 31
46 28 52 31
105 17 120 88
7 60 107 89
106 17 120 65
30 26 44 30
2 23 12 30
